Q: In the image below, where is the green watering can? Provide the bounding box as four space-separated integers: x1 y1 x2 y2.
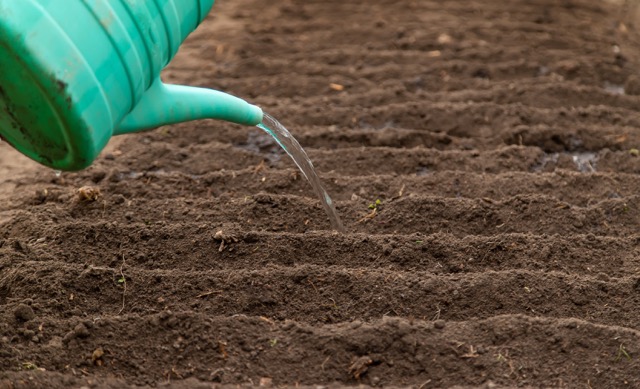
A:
0 0 263 171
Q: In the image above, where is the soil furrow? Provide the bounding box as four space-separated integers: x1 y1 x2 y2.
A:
2 263 640 330
96 141 640 176
11 169 640 206
47 102 637 160
2 227 639 276
5 190 640 236
2 314 639 387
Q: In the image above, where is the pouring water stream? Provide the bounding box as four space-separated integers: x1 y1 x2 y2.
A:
258 113 345 232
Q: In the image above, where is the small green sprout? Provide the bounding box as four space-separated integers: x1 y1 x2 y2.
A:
368 199 382 210
269 339 278 347
21 362 38 370
615 344 632 362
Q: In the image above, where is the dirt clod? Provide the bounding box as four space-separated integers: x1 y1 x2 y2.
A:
63 323 90 345
13 304 35 322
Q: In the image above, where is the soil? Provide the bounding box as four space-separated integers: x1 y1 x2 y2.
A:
3 0 640 387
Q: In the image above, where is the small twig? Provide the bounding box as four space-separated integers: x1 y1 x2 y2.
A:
432 304 441 321
196 290 222 298
117 254 127 315
171 366 183 379
418 379 432 389
356 208 377 224
253 160 268 175
461 345 479 358
308 279 319 295
321 356 331 371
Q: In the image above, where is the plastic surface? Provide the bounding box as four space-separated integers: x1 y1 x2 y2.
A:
117 78 263 134
0 0 262 171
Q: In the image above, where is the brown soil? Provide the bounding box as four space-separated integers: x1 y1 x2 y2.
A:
3 0 640 387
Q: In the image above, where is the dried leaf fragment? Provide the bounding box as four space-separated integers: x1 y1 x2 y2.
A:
78 186 101 202
349 356 373 379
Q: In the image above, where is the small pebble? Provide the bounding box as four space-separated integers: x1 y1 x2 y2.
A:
433 320 446 329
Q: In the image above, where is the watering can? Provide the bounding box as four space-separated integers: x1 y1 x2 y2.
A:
0 0 263 171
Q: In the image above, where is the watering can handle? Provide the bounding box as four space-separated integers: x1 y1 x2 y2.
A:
115 77 263 135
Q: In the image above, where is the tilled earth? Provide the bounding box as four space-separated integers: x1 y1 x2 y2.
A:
3 0 640 388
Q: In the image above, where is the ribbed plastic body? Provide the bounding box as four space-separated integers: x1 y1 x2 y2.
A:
0 0 261 171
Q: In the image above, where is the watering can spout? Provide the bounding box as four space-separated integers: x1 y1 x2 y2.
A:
115 78 263 135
